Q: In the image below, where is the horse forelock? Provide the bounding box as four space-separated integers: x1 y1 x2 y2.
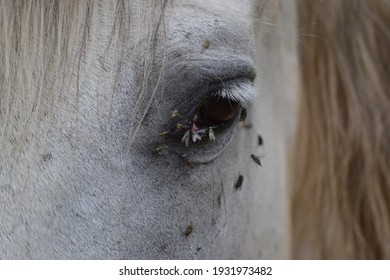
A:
0 0 170 164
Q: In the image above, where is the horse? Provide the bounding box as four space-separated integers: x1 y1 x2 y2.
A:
0 0 389 259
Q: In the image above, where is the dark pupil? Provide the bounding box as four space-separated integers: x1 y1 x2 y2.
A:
198 95 239 126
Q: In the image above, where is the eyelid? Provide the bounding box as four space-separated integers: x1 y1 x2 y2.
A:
213 78 256 103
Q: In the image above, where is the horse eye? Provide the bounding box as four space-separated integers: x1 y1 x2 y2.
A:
197 95 240 126
159 78 255 163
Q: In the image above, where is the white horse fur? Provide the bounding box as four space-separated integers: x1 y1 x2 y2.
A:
0 0 298 259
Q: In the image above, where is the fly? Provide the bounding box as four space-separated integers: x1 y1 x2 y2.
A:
250 154 263 167
153 145 169 156
171 109 180 118
234 175 244 191
184 222 193 237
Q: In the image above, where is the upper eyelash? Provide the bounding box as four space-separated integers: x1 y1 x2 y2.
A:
212 82 257 103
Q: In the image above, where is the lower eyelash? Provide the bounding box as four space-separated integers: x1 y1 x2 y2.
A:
213 82 257 103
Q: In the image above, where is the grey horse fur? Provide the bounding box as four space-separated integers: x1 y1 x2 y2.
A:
0 0 298 259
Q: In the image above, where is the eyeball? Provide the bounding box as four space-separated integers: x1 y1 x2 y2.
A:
197 95 240 126
160 78 256 163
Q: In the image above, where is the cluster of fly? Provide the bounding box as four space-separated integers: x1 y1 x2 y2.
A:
159 111 217 147
160 119 216 147
160 107 246 150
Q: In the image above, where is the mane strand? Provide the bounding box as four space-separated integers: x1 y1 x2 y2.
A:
292 0 390 259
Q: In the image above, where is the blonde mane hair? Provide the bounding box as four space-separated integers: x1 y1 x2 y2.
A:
292 0 390 259
0 1 168 166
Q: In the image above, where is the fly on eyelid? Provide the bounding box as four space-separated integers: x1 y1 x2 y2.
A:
181 130 190 147
208 127 215 140
192 130 202 143
171 109 180 118
176 123 186 130
239 108 247 122
153 145 169 156
239 107 252 129
184 158 193 167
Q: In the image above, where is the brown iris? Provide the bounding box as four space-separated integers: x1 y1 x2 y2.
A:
197 95 240 126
